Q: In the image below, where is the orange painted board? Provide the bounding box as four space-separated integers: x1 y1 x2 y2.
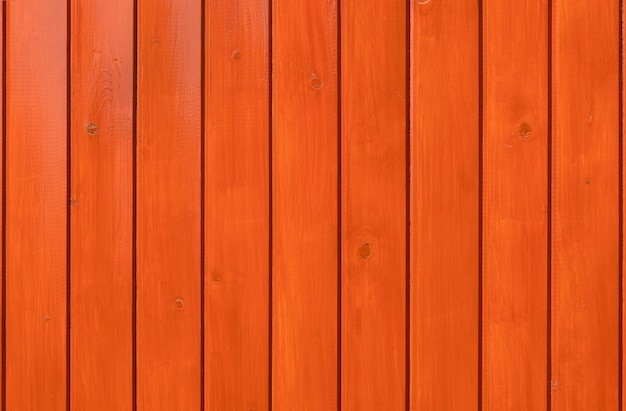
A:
552 1 620 409
136 0 202 409
410 0 479 409
341 0 406 409
70 0 133 409
5 0 68 409
205 0 269 410
272 0 338 408
482 0 549 410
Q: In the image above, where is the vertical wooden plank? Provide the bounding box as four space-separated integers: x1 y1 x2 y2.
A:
70 0 133 409
410 0 479 409
552 1 620 409
482 1 549 409
341 0 406 409
205 1 269 410
137 0 201 409
272 0 338 408
5 0 67 409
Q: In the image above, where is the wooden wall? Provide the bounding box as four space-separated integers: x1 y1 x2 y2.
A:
0 0 623 410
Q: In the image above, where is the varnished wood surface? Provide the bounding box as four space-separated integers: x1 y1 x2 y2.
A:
272 0 339 409
482 0 549 409
5 1 68 409
205 0 270 409
552 1 620 409
0 2 622 410
136 1 202 409
341 0 407 409
411 1 479 408
70 0 133 408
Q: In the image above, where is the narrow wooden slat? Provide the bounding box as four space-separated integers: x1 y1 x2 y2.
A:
205 0 269 409
482 0 549 409
272 0 338 408
136 1 201 408
552 1 620 409
410 0 479 409
5 0 68 409
70 0 133 409
341 0 406 409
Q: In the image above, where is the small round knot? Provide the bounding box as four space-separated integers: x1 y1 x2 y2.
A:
310 75 323 89
175 298 184 310
87 123 98 135
518 122 531 138
358 243 372 259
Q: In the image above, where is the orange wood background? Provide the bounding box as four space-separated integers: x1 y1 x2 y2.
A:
1 1 624 410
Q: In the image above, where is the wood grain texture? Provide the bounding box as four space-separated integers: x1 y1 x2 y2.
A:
482 0 549 409
341 0 406 409
70 0 133 409
3 3 626 409
552 1 620 409
410 1 479 409
272 0 338 408
5 0 68 409
205 1 269 409
136 0 202 409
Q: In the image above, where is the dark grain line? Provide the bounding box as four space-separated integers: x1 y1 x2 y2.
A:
336 0 343 409
337 0 342 409
200 0 206 409
405 0 411 409
618 0 624 408
1 1 6 409
478 0 484 408
132 0 138 408
547 0 553 408
66 0 72 408
268 0 273 408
